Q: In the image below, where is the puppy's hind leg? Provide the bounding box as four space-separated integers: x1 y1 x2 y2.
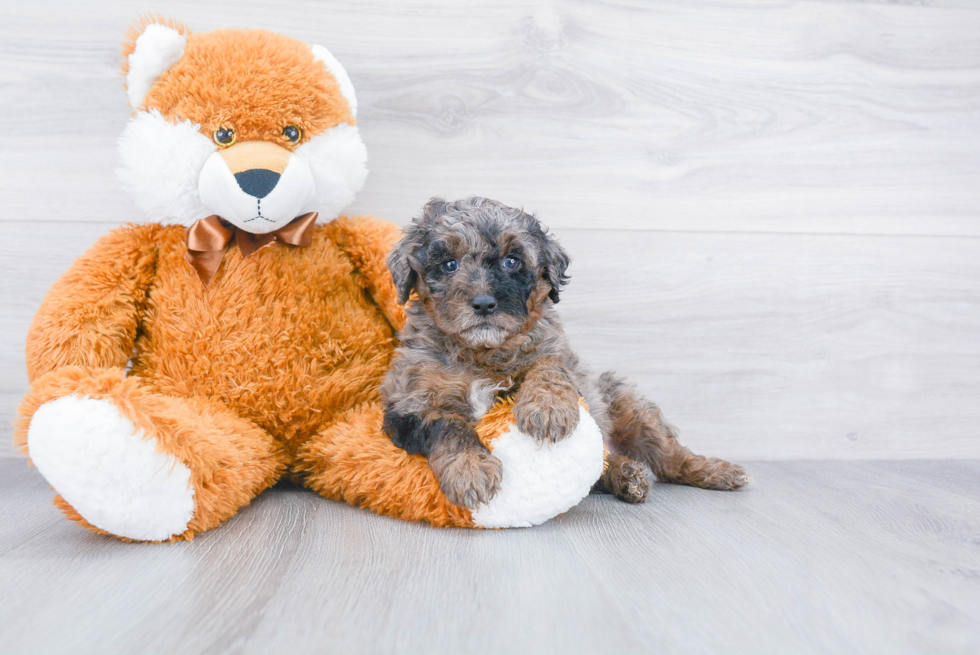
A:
593 453 650 503
597 372 751 490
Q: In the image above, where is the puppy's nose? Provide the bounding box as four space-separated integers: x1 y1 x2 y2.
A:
234 169 281 199
471 294 498 316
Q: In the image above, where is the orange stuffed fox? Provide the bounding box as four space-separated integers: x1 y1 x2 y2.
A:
14 18 604 541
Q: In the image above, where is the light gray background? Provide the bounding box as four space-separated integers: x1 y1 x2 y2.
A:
3 0 978 460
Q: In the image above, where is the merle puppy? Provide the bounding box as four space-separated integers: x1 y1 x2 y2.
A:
381 197 750 509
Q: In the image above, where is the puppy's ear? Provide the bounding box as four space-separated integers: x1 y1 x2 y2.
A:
420 197 448 225
389 199 446 304
528 217 571 303
387 231 419 304
542 234 571 303
388 197 448 303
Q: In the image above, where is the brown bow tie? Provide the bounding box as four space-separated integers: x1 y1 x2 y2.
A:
184 212 318 286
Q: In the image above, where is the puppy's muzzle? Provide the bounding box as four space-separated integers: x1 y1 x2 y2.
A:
471 294 498 316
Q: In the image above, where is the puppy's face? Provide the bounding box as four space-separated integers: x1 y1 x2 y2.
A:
389 197 570 349
421 225 537 349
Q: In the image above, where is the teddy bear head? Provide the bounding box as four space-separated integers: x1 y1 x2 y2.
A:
117 17 367 234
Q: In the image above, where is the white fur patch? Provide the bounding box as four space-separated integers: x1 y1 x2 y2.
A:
27 395 195 541
117 112 366 227
198 151 316 234
471 406 605 528
117 110 216 226
468 379 511 421
294 123 368 220
127 24 186 109
310 45 358 117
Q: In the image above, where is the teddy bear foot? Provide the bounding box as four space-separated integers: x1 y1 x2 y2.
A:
27 394 196 541
471 403 605 528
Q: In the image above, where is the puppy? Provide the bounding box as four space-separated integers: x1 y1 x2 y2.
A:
381 197 750 509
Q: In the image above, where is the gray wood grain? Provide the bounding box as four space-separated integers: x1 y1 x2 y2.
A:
3 222 978 459
0 0 978 234
2 458 978 655
2 1 979 458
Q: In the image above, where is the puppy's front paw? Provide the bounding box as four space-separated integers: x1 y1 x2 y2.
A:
429 436 503 509
514 383 580 444
424 418 503 508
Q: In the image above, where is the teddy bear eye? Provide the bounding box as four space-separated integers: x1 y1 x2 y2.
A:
212 127 236 147
502 256 521 271
441 259 459 273
282 125 302 143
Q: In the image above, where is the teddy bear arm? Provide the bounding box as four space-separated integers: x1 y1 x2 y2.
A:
25 224 159 382
295 401 476 528
324 215 407 332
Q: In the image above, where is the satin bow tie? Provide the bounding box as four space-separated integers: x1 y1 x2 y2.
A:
184 212 318 286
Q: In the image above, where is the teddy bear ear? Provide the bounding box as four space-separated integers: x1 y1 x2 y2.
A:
121 16 190 109
310 45 358 118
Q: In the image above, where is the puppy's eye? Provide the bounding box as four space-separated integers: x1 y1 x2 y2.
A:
502 256 521 272
213 127 236 147
282 125 302 144
441 259 459 273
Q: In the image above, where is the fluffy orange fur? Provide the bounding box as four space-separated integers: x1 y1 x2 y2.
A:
137 26 354 146
15 218 485 537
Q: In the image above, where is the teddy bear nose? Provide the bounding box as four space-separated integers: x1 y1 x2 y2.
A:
234 168 281 199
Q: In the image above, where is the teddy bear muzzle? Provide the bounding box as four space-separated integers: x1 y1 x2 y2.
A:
198 140 316 234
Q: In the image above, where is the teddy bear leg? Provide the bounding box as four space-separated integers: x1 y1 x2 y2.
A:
16 367 285 541
294 401 475 528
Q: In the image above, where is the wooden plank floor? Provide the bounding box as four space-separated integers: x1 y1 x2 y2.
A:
2 458 978 654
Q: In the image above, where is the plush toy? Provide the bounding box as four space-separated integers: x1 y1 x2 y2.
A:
14 18 604 541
